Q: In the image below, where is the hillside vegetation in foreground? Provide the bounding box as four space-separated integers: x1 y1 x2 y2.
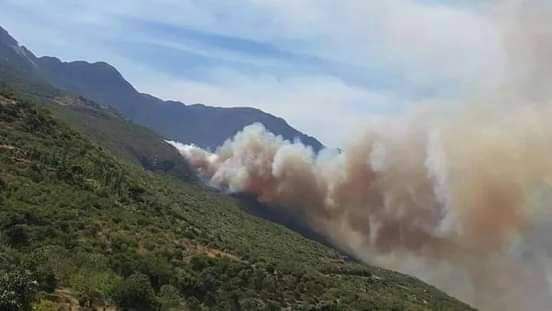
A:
0 89 473 310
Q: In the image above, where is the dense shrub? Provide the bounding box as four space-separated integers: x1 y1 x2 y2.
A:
4 224 31 247
113 273 159 311
0 270 38 311
158 284 182 310
32 265 57 293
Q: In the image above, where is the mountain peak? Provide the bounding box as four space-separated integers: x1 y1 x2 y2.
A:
0 25 18 47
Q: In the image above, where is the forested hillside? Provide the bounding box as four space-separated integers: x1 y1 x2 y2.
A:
0 89 473 310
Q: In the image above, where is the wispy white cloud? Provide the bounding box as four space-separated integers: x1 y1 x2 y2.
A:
0 0 508 145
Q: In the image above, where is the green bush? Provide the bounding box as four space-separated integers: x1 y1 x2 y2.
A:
68 270 121 305
4 224 31 247
32 299 58 311
33 265 57 293
158 284 182 310
0 270 39 311
113 273 159 310
136 255 172 290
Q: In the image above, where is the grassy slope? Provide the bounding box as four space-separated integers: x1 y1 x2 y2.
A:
0 90 473 310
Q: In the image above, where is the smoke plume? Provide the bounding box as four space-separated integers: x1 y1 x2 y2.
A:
170 1 552 309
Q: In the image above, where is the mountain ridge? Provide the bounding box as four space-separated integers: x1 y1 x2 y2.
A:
0 25 323 151
38 55 324 151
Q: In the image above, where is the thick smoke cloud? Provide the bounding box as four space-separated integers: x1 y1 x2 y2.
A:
169 1 552 309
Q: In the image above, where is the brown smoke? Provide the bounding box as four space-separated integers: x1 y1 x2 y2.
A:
170 1 552 309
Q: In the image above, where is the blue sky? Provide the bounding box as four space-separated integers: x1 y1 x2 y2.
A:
0 0 506 146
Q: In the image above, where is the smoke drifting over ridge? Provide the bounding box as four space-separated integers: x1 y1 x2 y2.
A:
170 1 552 309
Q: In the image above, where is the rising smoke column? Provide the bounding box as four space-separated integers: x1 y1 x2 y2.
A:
169 1 552 309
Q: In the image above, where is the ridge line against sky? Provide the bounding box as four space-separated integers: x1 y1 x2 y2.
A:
0 0 506 146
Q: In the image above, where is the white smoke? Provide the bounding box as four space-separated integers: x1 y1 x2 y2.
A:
168 1 552 309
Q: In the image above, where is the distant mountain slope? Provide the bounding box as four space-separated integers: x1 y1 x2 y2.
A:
0 28 61 99
0 25 323 151
0 26 37 73
0 31 194 181
38 56 323 151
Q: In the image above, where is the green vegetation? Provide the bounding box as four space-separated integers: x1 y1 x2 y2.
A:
0 59 194 182
0 269 38 310
46 96 194 182
113 273 158 310
0 88 473 310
